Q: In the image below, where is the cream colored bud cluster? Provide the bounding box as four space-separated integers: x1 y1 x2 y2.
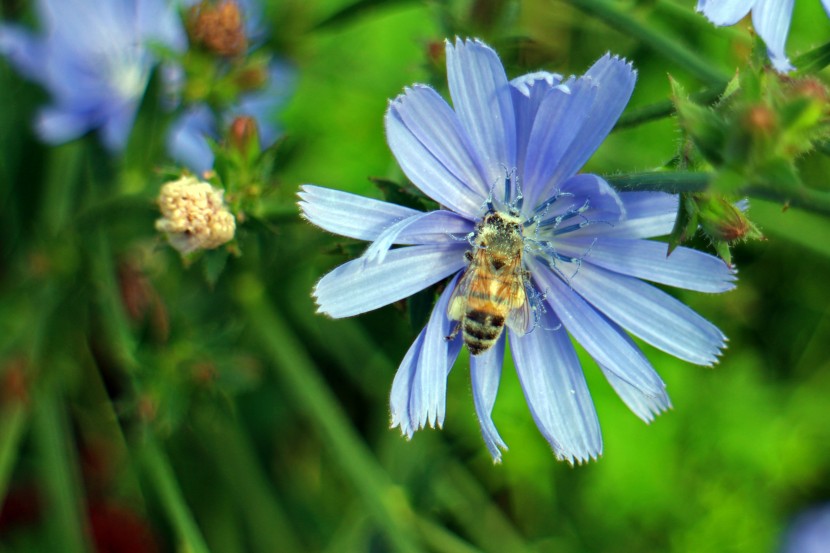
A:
156 176 236 254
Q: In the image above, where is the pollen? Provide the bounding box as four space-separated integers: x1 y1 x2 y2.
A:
156 176 236 254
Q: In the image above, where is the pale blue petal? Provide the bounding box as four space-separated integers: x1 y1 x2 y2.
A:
166 106 217 173
409 274 464 431
600 365 672 423
100 101 139 151
510 308 602 464
529 258 669 399
550 55 636 186
555 237 737 292
752 0 794 72
0 25 46 82
362 211 474 263
446 38 516 184
510 71 565 179
298 185 421 242
314 244 466 318
573 191 678 239
569 263 727 365
390 85 490 199
386 105 484 218
35 107 92 144
469 336 508 461
696 0 756 25
551 173 626 223
390 328 426 437
137 0 188 52
823 0 830 18
523 77 598 209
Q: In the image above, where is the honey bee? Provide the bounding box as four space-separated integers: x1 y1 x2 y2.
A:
447 210 532 355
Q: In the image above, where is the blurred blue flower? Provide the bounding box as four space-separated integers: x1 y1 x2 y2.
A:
696 0 830 72
782 504 830 553
0 0 186 151
300 38 735 463
166 60 294 173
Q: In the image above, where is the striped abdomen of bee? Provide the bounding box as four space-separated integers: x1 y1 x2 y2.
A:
447 210 530 355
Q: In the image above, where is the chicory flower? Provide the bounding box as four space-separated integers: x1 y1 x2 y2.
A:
0 0 186 151
300 38 735 462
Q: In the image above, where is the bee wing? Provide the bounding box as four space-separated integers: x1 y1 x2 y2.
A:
505 276 533 336
447 265 476 322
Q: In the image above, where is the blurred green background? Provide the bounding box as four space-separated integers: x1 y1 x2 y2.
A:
1 0 830 552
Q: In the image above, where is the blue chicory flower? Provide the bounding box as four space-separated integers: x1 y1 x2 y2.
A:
166 60 294 173
300 38 735 463
697 0 830 72
0 0 186 151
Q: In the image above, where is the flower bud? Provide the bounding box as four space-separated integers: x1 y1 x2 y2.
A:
696 195 762 243
156 176 236 255
229 115 260 159
188 0 247 57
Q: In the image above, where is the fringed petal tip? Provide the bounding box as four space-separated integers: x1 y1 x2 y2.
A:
596 52 637 76
557 450 602 466
770 54 795 74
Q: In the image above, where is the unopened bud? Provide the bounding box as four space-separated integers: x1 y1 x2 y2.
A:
156 176 236 255
229 116 259 158
744 104 777 136
697 195 761 243
188 0 247 57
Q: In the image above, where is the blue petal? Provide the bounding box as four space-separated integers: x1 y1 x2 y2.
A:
446 38 516 185
390 328 426 437
298 185 421 241
510 72 565 179
137 0 188 52
166 105 217 173
529 257 669 399
522 77 598 209
386 103 484 218
575 191 678 239
823 0 830 18
35 106 93 144
600 364 672 423
553 55 636 183
553 173 626 223
569 263 727 366
752 0 794 72
696 0 756 25
509 308 602 464
390 275 463 435
0 25 46 82
388 85 490 199
314 244 466 318
362 210 474 264
555 237 737 292
100 101 140 152
409 273 464 431
469 336 508 461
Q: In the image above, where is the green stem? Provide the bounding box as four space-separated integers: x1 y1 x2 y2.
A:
605 171 710 193
605 171 830 217
194 412 305 553
234 274 423 553
0 403 27 506
794 39 830 75
40 142 86 236
139 439 212 553
33 385 92 553
563 0 729 86
616 86 725 129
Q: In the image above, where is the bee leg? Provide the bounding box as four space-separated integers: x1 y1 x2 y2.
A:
445 320 461 342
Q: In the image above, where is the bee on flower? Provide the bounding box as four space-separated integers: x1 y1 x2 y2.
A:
300 39 735 462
